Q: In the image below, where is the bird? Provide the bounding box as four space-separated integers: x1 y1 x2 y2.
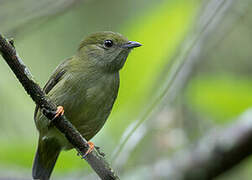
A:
32 31 141 180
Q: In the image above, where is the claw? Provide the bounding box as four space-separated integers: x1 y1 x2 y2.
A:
82 142 94 158
53 106 64 119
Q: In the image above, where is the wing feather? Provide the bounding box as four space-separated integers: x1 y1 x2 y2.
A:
34 58 72 119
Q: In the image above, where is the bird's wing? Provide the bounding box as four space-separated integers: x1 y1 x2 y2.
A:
34 57 72 119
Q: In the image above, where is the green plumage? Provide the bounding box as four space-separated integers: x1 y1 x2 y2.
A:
32 31 141 180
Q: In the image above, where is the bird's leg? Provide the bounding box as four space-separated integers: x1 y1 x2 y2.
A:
82 141 95 158
48 106 64 127
53 106 65 119
42 105 64 127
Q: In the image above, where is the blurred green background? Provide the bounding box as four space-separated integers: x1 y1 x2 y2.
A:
1 0 252 179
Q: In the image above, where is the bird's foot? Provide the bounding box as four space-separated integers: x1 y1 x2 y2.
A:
49 106 64 127
82 141 95 159
42 105 64 127
53 106 65 119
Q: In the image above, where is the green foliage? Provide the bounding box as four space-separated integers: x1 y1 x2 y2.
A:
110 0 199 137
0 142 88 172
186 74 252 123
0 142 35 168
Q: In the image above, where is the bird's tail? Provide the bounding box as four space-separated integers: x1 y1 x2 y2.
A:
32 137 61 180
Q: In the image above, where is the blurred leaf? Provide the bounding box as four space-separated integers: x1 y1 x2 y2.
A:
109 0 199 137
0 142 35 168
186 74 252 123
0 141 88 173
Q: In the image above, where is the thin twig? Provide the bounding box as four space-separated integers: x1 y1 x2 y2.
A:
0 34 119 180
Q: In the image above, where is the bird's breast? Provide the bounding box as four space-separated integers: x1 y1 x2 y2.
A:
37 71 119 149
60 71 119 140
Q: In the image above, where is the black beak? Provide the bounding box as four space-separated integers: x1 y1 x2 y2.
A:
122 41 142 49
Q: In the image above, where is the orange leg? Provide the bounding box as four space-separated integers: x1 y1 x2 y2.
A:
53 106 64 119
83 141 95 158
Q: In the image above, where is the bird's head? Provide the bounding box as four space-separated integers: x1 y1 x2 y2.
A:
77 31 141 72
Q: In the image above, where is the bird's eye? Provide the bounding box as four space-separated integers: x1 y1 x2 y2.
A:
104 40 113 48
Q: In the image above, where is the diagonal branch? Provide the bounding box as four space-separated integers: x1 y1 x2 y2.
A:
0 34 119 180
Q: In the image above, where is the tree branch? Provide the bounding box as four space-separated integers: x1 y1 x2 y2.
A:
0 34 119 180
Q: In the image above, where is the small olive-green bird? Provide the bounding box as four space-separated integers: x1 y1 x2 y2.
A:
32 31 141 180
